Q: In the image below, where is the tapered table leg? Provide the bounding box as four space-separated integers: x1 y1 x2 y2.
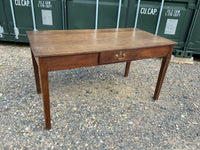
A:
31 51 41 94
39 58 51 130
124 61 131 77
154 46 174 100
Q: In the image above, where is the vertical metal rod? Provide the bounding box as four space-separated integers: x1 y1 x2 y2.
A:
116 0 122 28
134 0 141 28
95 0 99 29
66 0 69 29
155 0 164 35
125 0 131 28
9 0 16 28
61 0 65 30
30 0 37 31
9 0 19 39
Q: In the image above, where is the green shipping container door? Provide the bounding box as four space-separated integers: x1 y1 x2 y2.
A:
184 1 200 57
67 0 136 29
67 0 96 29
1 0 64 42
126 0 197 54
0 0 11 41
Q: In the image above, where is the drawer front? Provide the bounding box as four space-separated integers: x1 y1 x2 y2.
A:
99 46 169 65
47 53 98 71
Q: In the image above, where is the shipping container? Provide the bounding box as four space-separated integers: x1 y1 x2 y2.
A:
1 0 64 42
0 0 199 58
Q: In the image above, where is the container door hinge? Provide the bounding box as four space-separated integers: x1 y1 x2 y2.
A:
0 26 4 38
14 27 19 39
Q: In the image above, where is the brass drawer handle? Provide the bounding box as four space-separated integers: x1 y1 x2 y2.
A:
115 51 126 60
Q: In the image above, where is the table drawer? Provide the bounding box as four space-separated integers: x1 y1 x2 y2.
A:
99 46 169 65
47 53 99 71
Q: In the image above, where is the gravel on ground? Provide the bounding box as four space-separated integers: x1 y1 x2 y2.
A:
0 43 200 149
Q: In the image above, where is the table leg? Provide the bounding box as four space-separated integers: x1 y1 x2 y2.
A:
124 61 131 77
39 58 51 130
31 52 41 94
154 46 174 100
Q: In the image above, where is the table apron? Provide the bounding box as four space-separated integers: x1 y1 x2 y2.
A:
40 46 170 72
46 53 99 71
99 46 169 65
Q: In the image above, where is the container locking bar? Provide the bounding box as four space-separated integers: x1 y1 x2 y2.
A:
95 0 99 29
134 0 141 28
155 0 164 35
0 26 4 38
116 0 122 28
9 0 19 39
30 0 37 31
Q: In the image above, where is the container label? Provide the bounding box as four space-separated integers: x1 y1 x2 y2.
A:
42 9 53 26
38 1 52 8
140 8 158 15
164 19 178 35
15 0 30 7
165 9 181 17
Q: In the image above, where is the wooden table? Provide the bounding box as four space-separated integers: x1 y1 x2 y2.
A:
27 28 177 130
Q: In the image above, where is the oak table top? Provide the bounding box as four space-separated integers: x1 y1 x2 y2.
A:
27 28 176 57
27 28 177 130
